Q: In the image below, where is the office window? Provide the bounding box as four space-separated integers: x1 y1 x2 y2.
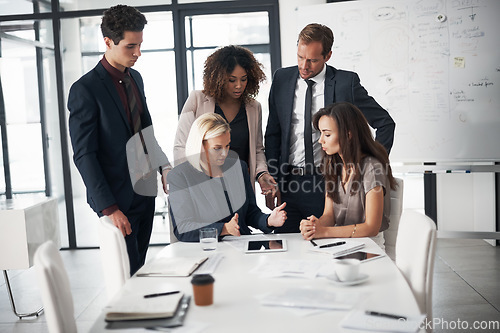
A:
60 0 172 11
0 0 51 15
0 38 44 193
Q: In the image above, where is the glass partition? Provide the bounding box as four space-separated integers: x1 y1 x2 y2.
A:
0 17 68 243
60 0 172 11
1 39 44 193
0 0 51 16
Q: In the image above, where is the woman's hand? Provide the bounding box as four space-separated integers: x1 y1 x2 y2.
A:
223 213 240 237
299 215 319 240
258 173 277 196
258 173 281 210
267 202 287 228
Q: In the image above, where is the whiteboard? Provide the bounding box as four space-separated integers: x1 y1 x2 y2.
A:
297 0 500 163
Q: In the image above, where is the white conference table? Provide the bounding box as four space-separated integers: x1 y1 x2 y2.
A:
89 233 423 333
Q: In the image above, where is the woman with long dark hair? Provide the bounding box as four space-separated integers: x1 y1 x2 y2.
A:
299 102 396 248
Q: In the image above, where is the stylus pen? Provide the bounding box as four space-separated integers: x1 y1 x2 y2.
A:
144 290 180 298
319 241 346 248
365 311 407 321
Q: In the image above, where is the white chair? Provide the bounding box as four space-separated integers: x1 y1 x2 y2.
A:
167 199 179 244
98 216 130 301
384 177 404 260
34 241 77 333
396 210 437 330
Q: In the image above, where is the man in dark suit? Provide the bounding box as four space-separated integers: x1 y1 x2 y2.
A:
265 23 395 233
68 5 171 275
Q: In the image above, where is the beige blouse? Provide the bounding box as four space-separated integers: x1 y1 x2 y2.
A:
332 156 391 232
173 90 268 190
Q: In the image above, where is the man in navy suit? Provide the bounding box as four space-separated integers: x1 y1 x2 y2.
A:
68 5 171 275
265 23 395 233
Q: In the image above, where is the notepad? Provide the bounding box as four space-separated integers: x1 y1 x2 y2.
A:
309 238 365 257
136 256 208 277
105 291 184 321
340 310 426 333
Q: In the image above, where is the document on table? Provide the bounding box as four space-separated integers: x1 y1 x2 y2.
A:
261 287 362 311
105 292 184 321
136 256 208 277
250 259 328 279
340 310 426 333
309 238 365 257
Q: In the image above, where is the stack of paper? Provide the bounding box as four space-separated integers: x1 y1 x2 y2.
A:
250 259 327 279
261 287 361 311
309 238 365 257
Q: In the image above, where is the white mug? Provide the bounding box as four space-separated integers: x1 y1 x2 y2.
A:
335 259 360 282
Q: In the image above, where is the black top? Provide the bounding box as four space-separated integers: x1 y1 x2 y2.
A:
215 103 249 166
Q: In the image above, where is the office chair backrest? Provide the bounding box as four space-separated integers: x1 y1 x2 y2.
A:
34 241 77 333
384 177 404 260
396 210 437 328
168 199 179 244
98 216 130 301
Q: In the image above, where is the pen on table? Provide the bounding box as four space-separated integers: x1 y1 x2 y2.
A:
144 290 180 298
319 241 346 248
365 310 407 320
310 240 318 247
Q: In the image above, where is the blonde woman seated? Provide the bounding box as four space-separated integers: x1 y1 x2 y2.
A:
173 45 278 206
299 102 397 248
167 113 287 242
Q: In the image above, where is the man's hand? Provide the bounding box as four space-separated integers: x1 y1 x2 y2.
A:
222 213 240 237
108 209 132 237
161 168 170 194
267 202 287 228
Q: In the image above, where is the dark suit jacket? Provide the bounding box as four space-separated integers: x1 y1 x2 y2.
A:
68 62 155 215
167 158 272 242
265 65 395 180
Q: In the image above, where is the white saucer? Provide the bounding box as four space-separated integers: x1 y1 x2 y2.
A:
326 273 369 286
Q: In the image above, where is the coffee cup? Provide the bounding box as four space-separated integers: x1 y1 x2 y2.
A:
335 259 360 282
191 274 215 306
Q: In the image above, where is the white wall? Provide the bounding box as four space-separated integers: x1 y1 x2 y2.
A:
278 0 326 68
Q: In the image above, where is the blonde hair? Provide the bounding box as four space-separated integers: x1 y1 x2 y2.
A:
185 113 230 171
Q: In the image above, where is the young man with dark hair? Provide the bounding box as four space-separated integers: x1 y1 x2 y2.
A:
68 5 171 275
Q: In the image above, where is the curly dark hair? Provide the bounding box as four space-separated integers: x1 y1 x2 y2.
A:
101 5 147 45
312 102 397 203
202 45 266 104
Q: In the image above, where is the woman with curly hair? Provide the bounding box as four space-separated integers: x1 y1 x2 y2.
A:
173 45 277 200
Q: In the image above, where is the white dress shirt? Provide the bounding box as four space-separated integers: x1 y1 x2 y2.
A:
289 65 326 167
